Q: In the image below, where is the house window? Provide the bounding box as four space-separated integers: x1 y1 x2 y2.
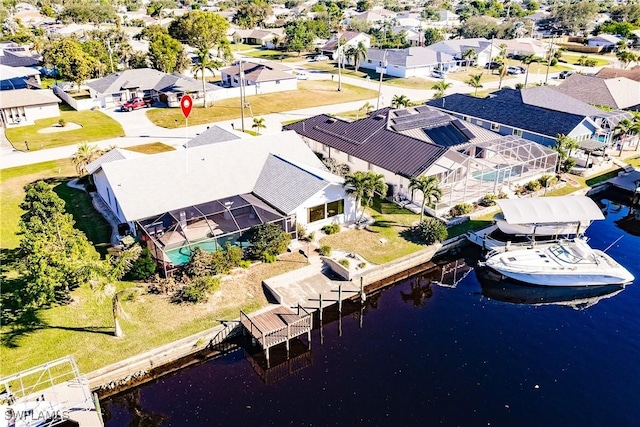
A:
347 154 353 163
276 80 281 84
367 162 373 170
476 120 483 126
513 129 523 137
308 204 326 223
491 123 500 131
326 200 344 218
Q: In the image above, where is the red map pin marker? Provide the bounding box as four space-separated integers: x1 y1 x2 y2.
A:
180 95 193 119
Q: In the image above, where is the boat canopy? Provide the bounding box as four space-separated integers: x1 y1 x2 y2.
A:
496 196 605 225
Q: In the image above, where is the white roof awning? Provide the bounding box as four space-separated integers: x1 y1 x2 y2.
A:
496 195 604 225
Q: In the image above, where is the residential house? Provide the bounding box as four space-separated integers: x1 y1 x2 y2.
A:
219 60 297 94
231 28 285 49
424 10 460 30
321 32 371 60
495 37 547 58
186 125 242 148
0 65 41 90
0 42 40 67
84 68 221 109
427 38 501 67
284 106 557 215
88 132 357 272
0 88 60 126
596 66 640 82
554 73 640 111
360 47 457 77
426 87 633 146
587 34 622 50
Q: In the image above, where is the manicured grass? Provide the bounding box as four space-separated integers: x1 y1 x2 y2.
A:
146 81 377 128
0 252 308 376
242 48 307 63
230 42 259 52
125 142 175 154
626 155 640 168
0 159 77 249
4 110 124 150
585 168 623 186
320 198 424 265
560 52 611 67
304 62 437 89
447 218 493 238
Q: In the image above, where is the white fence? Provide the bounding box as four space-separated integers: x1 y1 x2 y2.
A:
53 84 101 111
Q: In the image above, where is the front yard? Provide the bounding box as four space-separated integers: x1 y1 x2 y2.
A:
146 80 377 128
4 109 124 150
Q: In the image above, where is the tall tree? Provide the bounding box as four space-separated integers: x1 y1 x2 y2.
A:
348 40 367 71
343 171 387 222
284 20 314 55
336 36 347 91
552 1 599 35
192 48 222 108
553 134 579 173
422 28 444 46
391 94 411 108
465 73 484 96
409 175 442 222
461 48 477 70
148 32 188 73
42 38 100 91
19 181 100 307
169 11 230 52
521 54 540 88
616 49 638 69
232 1 272 29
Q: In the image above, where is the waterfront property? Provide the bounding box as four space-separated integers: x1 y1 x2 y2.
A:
285 106 557 215
87 132 357 274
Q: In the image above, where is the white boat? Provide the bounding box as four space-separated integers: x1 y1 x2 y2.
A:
479 238 635 287
493 195 604 236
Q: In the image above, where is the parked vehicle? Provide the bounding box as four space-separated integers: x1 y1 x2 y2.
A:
484 61 502 70
309 54 329 62
559 70 575 79
296 71 309 80
121 97 152 111
507 66 522 75
431 69 446 79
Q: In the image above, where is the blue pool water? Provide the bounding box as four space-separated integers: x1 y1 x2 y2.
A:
164 240 221 265
473 164 526 182
103 194 640 426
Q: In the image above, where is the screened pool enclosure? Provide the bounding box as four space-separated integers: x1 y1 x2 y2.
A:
136 193 296 275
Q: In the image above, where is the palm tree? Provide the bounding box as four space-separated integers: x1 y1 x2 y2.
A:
360 101 374 115
431 80 452 99
391 94 411 108
89 245 142 338
336 36 347 91
461 48 476 70
617 49 638 69
252 117 266 135
192 48 222 108
351 40 367 72
465 73 483 96
554 134 579 173
71 142 101 176
409 175 442 222
521 54 539 88
343 171 387 222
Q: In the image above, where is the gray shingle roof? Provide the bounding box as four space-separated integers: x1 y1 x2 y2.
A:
283 108 447 178
426 91 590 139
253 155 330 214
366 47 455 67
219 61 294 83
187 125 241 148
554 73 640 110
86 148 145 175
596 66 640 82
85 68 220 95
520 86 603 117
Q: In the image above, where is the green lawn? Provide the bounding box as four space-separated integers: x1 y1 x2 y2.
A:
242 48 308 63
125 142 175 154
147 81 377 128
626 155 640 168
560 52 611 67
4 110 124 150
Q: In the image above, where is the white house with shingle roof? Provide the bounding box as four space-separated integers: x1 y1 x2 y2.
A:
84 68 222 109
219 60 297 94
0 88 60 126
361 47 457 77
91 131 356 267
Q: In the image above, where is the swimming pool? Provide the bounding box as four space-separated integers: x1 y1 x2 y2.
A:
164 235 250 265
472 165 526 182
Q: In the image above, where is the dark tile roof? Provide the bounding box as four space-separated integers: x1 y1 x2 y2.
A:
425 91 589 139
283 108 447 178
0 50 40 67
187 125 240 148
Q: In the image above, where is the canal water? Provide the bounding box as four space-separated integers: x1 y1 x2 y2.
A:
103 194 640 427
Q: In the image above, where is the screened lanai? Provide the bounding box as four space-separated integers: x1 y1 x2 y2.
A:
427 136 558 215
135 193 296 274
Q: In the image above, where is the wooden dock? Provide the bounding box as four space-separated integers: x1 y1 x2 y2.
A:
240 305 312 365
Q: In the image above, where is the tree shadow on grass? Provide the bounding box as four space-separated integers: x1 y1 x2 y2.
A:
399 227 425 245
371 219 397 228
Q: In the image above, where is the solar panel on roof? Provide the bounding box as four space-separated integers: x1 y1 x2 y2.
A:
393 116 452 132
423 125 468 147
392 112 447 127
394 110 410 117
414 105 432 113
451 119 476 139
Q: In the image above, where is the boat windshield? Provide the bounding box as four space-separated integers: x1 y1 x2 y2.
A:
549 243 583 264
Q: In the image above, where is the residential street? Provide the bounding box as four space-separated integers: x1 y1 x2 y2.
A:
0 68 567 170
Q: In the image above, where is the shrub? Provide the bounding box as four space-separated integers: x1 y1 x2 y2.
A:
318 245 332 256
246 223 290 260
238 260 251 269
176 276 220 304
263 252 277 263
322 223 341 235
58 118 66 127
560 157 576 173
413 218 448 245
480 193 498 207
358 262 367 269
450 203 473 217
148 275 179 295
183 247 213 277
525 180 541 192
308 231 315 241
338 259 350 268
124 245 157 280
538 174 558 188
550 58 558 66
296 223 307 239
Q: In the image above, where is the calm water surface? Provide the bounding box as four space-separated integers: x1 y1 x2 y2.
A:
103 195 640 426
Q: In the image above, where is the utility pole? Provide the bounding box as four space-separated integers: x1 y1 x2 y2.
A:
545 34 556 85
106 39 114 74
239 60 245 132
376 50 387 110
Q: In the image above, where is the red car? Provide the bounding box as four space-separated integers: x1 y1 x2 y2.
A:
121 97 152 111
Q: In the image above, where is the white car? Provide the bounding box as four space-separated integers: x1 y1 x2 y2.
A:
296 72 309 80
309 55 329 62
431 70 446 79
